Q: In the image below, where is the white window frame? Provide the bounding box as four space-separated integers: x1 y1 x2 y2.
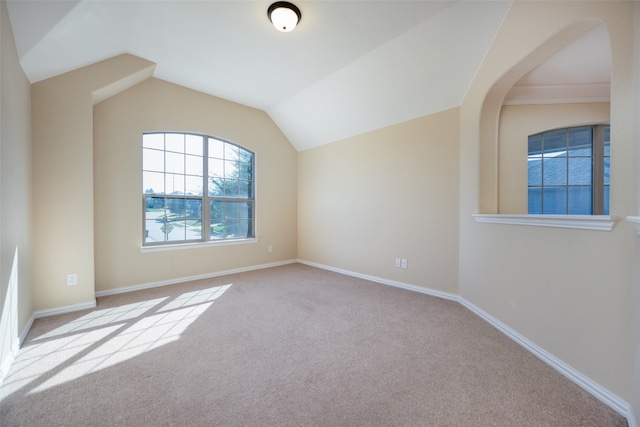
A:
474 124 615 231
142 132 256 248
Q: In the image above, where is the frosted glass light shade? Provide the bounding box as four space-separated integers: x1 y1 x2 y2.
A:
268 2 301 33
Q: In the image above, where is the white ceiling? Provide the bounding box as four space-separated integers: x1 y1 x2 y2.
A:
6 1 611 151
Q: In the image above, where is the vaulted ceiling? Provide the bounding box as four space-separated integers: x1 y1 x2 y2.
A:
6 1 611 151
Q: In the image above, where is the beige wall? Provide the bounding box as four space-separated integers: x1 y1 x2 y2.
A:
630 2 640 423
0 0 32 372
460 1 636 402
3 0 640 421
31 55 154 311
298 108 460 294
93 78 297 291
498 102 610 213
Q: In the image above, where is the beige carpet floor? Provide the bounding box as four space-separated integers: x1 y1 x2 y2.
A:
0 263 627 426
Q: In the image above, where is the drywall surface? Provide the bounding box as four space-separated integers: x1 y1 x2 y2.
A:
459 1 635 402
0 0 32 374
298 108 460 295
498 102 610 214
93 78 297 291
31 54 155 310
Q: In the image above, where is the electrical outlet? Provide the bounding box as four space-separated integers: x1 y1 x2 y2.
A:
401 259 408 269
268 245 273 253
67 273 78 286
395 258 401 267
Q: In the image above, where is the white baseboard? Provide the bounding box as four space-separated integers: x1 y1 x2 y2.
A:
1 260 296 386
296 259 459 301
0 313 34 388
297 259 636 427
33 300 97 319
458 298 636 427
95 259 297 298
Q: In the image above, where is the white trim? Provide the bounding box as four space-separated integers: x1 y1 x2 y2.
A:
33 300 97 319
626 216 640 235
95 259 297 297
503 82 611 106
296 259 458 302
473 214 617 231
296 259 635 427
0 314 34 387
458 298 636 427
140 238 259 253
0 339 19 386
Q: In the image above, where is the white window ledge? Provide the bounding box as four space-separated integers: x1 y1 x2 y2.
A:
473 214 617 231
626 216 640 235
141 238 258 253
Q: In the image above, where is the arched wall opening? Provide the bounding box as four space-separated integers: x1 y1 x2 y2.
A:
477 19 608 214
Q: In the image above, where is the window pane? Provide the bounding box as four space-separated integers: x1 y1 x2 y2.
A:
240 201 253 219
209 177 224 197
143 148 164 172
224 180 240 197
528 187 542 214
224 160 238 179
143 171 165 194
238 180 253 198
543 130 567 156
225 143 240 161
166 152 184 174
185 134 203 156
528 158 542 186
237 219 252 238
185 175 203 196
604 186 610 215
165 173 185 195
210 200 224 240
145 197 166 243
568 127 592 156
166 197 184 216
543 158 566 185
166 133 184 153
185 199 203 240
567 186 592 214
528 134 542 157
210 200 223 222
543 187 566 214
568 158 591 185
237 161 253 181
209 158 224 179
166 222 185 241
185 154 203 176
209 138 224 159
143 132 254 246
143 133 164 150
208 201 254 240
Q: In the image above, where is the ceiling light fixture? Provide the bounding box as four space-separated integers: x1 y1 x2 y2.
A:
268 2 301 33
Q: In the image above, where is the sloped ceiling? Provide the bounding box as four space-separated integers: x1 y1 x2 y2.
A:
5 1 610 151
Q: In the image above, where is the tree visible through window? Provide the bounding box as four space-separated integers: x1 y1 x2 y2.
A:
143 132 254 245
528 125 609 215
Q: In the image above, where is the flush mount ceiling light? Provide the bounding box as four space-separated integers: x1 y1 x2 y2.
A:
268 2 301 33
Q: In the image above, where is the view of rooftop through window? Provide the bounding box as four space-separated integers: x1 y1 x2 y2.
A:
528 125 609 215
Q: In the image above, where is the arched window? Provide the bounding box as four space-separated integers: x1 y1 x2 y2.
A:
527 124 609 215
142 132 254 245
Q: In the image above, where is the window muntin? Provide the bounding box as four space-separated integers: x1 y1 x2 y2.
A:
143 133 254 246
528 125 609 215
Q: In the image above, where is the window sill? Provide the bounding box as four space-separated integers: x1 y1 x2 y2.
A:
140 238 259 253
626 216 640 235
472 214 617 231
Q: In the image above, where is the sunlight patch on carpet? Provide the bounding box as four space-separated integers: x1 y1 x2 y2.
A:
1 284 231 397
